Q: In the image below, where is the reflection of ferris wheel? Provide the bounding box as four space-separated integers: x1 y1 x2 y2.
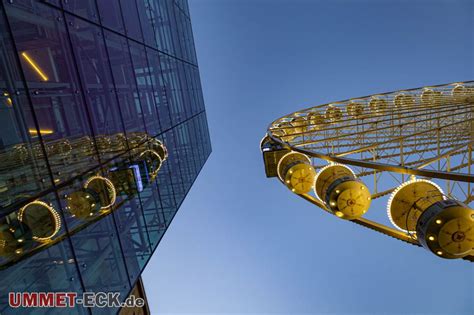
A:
261 81 474 262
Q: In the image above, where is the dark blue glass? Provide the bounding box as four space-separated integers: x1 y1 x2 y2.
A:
0 0 212 309
113 193 151 286
146 49 172 131
161 129 185 207
160 53 185 125
104 31 146 137
5 2 102 186
97 0 125 33
137 178 167 248
63 0 99 23
136 0 157 48
0 239 87 315
129 42 161 137
66 14 128 159
119 0 143 42
69 215 130 301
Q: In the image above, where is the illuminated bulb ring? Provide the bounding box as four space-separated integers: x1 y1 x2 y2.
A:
84 176 117 210
151 139 168 161
276 151 311 182
18 200 61 242
140 149 163 178
386 178 445 233
313 163 356 201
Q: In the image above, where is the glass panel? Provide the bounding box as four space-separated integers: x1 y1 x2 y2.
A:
136 0 156 48
153 135 177 226
176 60 191 119
161 129 185 207
174 3 188 61
0 238 87 315
146 0 162 52
5 1 102 188
129 42 161 137
138 177 166 248
160 53 185 125
185 63 199 116
1 2 78 211
165 0 182 58
113 186 151 286
66 14 128 159
70 215 130 303
104 30 146 138
194 66 205 112
151 0 173 54
146 49 172 131
63 0 99 23
119 0 143 42
97 0 125 34
0 192 67 273
43 0 61 8
187 16 198 65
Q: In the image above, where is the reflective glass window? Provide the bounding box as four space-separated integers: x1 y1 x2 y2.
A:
0 238 86 315
160 53 185 125
129 42 161 136
146 49 172 131
113 193 151 286
104 31 146 137
97 0 125 34
2 1 100 199
119 0 143 42
164 0 181 58
151 0 173 54
153 135 177 226
63 0 99 23
136 0 156 48
161 129 185 205
66 14 127 159
70 215 130 302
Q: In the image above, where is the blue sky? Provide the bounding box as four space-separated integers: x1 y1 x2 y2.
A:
143 0 474 313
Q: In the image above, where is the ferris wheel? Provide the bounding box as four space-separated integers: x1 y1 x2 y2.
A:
261 81 474 262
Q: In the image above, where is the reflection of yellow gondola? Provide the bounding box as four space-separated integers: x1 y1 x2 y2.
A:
140 150 162 180
66 190 101 219
150 138 168 161
0 220 33 257
48 139 72 157
84 176 116 210
18 200 61 242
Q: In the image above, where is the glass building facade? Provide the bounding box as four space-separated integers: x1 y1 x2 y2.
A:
0 0 211 314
